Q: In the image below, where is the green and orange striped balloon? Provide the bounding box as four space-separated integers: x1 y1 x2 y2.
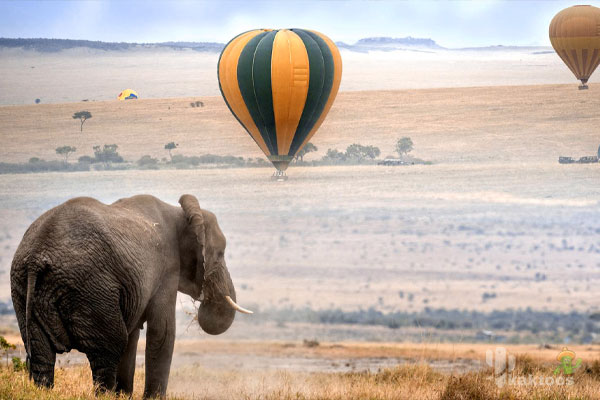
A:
218 29 342 171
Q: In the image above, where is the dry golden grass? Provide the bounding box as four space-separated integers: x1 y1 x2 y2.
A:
3 356 600 400
0 85 599 164
170 340 600 365
7 335 600 366
4 335 600 399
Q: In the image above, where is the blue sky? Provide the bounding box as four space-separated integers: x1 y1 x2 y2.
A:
0 1 598 47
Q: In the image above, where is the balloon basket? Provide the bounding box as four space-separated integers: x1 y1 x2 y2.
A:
271 170 288 182
579 84 589 90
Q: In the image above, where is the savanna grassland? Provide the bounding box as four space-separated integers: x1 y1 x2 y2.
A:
4 338 600 399
1 84 599 164
1 48 600 398
0 85 599 319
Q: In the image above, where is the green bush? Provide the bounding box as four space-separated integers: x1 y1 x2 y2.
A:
137 155 159 169
0 159 90 174
77 155 94 163
12 357 26 372
93 144 123 165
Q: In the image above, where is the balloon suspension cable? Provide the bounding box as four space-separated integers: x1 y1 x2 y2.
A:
271 169 288 181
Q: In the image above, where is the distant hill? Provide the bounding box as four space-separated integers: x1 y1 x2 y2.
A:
0 38 224 53
336 36 444 53
456 44 552 52
0 37 551 54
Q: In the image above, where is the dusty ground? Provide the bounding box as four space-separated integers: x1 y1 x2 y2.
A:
2 333 598 375
0 46 576 105
0 85 599 318
0 161 598 316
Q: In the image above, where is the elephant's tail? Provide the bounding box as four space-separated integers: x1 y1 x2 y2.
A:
25 269 37 374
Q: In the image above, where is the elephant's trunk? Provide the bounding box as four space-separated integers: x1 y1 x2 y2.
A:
197 265 237 335
178 194 252 334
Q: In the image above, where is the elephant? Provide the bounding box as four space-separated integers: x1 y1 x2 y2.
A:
10 194 252 398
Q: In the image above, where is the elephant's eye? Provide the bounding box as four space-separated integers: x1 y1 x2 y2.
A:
217 251 224 258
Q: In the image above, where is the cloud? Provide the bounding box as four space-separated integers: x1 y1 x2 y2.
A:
1 0 597 47
47 1 107 40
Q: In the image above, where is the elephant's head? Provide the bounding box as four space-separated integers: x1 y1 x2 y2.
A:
178 194 252 335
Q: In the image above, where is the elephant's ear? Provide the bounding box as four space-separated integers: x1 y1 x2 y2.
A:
179 194 205 260
179 194 229 304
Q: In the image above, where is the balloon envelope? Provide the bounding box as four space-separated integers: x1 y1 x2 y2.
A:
218 29 342 171
550 5 600 88
117 89 139 100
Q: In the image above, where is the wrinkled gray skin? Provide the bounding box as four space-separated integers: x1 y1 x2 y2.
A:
10 194 237 399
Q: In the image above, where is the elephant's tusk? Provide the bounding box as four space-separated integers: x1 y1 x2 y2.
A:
225 295 253 314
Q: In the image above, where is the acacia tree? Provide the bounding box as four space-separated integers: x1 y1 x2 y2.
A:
395 137 414 159
93 144 123 167
325 148 346 162
346 143 381 161
55 145 76 163
72 111 92 132
164 142 178 161
295 142 318 162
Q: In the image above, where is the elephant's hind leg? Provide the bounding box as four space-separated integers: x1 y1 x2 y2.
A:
116 328 141 395
86 329 127 394
75 301 128 393
28 319 56 388
87 354 119 394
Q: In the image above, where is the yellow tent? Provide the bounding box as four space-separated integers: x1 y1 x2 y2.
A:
117 89 138 100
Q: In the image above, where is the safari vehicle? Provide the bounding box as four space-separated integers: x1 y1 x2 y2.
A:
378 158 412 166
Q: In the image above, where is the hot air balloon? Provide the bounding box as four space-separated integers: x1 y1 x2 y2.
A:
550 5 600 90
218 29 342 178
118 89 139 100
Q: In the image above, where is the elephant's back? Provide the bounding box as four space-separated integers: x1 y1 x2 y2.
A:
11 197 151 339
15 197 110 259
11 197 154 289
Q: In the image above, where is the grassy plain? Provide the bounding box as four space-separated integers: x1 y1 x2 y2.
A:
3 343 600 399
1 84 599 164
1 83 599 397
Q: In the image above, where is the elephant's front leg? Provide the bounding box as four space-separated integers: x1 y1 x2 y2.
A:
116 328 140 395
143 290 177 399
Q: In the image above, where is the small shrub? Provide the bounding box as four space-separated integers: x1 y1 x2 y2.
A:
303 339 319 348
0 336 16 367
440 373 495 400
12 357 26 372
584 360 600 381
93 144 123 166
78 155 94 164
137 155 159 169
0 159 90 174
375 364 441 385
346 143 380 161
514 354 544 375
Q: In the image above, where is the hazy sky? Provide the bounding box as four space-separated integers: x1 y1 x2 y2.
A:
0 1 598 47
